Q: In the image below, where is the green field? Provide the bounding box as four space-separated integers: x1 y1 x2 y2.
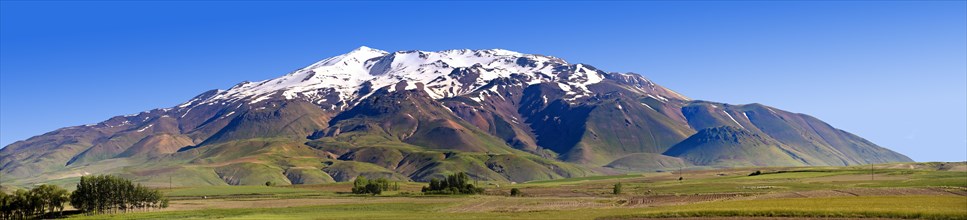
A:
621 196 967 219
63 162 967 219
162 185 318 197
66 196 967 220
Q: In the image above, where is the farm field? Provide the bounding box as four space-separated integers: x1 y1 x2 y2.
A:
65 162 967 220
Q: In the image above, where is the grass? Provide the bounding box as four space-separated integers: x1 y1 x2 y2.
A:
523 174 653 185
61 163 967 219
615 167 966 195
861 170 967 187
68 203 454 220
739 170 853 179
163 185 316 197
66 195 967 220
609 195 967 220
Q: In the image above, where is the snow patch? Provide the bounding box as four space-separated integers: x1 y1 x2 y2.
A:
136 124 154 133
646 94 668 102
723 111 745 129
250 95 271 104
180 107 194 118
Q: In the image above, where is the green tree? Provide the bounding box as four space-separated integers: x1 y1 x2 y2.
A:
18 189 40 218
351 176 394 195
0 185 69 219
422 172 484 195
30 184 69 217
613 182 623 195
352 176 369 194
428 178 441 191
70 175 168 215
364 182 382 195
0 191 9 219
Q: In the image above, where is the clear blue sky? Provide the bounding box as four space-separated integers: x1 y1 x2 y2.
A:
1 1 964 162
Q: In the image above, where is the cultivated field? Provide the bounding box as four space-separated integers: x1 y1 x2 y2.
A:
66 162 967 220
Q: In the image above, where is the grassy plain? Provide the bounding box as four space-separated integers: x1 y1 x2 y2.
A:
66 162 967 220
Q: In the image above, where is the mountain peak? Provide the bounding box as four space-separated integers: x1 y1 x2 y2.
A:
350 45 387 54
308 46 389 68
186 47 675 110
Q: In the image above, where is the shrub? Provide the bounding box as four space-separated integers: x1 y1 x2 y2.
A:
510 188 521 197
364 182 382 195
749 170 762 176
613 182 623 195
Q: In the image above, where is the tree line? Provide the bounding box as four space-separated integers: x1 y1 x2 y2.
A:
70 175 169 215
1 175 168 219
421 172 483 195
0 184 69 219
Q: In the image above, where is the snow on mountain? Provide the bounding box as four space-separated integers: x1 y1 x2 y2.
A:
187 46 624 109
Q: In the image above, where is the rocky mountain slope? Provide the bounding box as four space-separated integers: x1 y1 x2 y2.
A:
0 46 912 187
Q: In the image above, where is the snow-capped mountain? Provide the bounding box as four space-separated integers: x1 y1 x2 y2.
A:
0 46 911 187
186 46 678 110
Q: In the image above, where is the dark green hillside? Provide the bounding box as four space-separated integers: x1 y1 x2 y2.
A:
200 100 330 146
605 153 689 171
570 94 693 165
664 126 806 167
117 133 194 158
680 102 913 166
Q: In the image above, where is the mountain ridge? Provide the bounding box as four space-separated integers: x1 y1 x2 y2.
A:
0 46 912 188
